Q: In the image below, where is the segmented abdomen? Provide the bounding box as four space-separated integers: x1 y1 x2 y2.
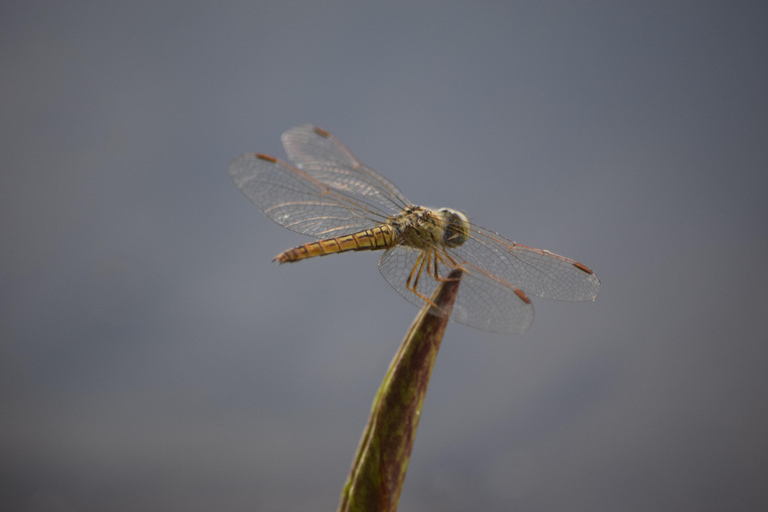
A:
274 225 397 263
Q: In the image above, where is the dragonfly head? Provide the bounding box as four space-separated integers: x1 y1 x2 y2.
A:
437 208 470 248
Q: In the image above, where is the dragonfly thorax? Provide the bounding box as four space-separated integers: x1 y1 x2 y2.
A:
388 206 470 249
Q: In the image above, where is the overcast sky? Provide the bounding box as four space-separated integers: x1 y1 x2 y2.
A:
2 1 767 511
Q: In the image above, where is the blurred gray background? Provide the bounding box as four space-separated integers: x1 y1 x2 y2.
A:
2 1 767 511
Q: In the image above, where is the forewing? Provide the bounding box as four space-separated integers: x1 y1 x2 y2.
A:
378 246 535 334
454 225 601 301
281 125 411 214
228 153 390 238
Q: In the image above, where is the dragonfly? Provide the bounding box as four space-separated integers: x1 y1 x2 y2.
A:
228 125 600 334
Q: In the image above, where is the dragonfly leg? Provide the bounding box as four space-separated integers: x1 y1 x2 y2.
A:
406 252 425 289
411 251 429 292
441 247 467 279
428 249 464 283
441 247 461 268
406 252 440 309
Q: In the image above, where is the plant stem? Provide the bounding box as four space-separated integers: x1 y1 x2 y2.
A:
338 269 463 512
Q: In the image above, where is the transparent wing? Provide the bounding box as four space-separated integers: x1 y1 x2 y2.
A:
281 125 411 214
378 246 535 334
455 224 601 301
377 220 599 333
228 153 396 238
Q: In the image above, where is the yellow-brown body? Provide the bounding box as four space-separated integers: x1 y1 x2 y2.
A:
274 225 398 263
273 206 471 264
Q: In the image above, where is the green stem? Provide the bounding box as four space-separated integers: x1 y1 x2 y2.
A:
338 269 463 512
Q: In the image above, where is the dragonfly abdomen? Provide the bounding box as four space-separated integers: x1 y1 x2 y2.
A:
274 225 397 263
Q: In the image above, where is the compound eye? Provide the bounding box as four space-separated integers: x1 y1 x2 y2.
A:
439 208 470 248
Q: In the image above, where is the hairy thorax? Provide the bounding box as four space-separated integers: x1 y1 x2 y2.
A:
388 206 470 250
